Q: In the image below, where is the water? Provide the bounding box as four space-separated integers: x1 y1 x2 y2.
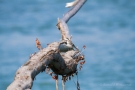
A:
0 0 135 90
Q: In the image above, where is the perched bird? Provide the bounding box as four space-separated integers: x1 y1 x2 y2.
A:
36 38 42 50
59 39 73 52
65 0 79 8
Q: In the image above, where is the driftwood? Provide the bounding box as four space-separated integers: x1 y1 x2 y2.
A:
7 0 87 90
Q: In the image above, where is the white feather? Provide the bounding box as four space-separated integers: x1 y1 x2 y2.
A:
65 0 79 8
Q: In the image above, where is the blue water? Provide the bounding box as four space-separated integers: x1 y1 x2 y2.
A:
0 0 135 90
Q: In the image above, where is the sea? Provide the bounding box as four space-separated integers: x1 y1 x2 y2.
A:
0 0 135 90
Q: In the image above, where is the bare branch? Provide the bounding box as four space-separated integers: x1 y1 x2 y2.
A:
7 42 58 90
57 18 71 40
7 42 84 90
57 0 87 40
63 0 87 23
7 0 87 90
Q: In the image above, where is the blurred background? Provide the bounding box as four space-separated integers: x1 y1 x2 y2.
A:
0 0 135 90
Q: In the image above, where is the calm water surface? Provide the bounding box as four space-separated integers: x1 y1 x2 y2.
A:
0 0 135 90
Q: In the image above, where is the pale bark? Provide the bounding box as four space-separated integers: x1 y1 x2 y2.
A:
7 0 87 90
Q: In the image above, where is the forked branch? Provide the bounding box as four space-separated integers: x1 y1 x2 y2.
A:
57 0 87 40
7 0 86 90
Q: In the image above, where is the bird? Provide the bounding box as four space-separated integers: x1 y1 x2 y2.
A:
65 0 79 8
59 39 73 52
36 38 42 50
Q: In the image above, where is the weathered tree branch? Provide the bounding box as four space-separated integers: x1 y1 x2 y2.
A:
7 42 82 90
7 0 86 90
63 0 87 23
57 0 87 41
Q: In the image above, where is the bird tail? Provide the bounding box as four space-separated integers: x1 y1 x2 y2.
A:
65 0 79 8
